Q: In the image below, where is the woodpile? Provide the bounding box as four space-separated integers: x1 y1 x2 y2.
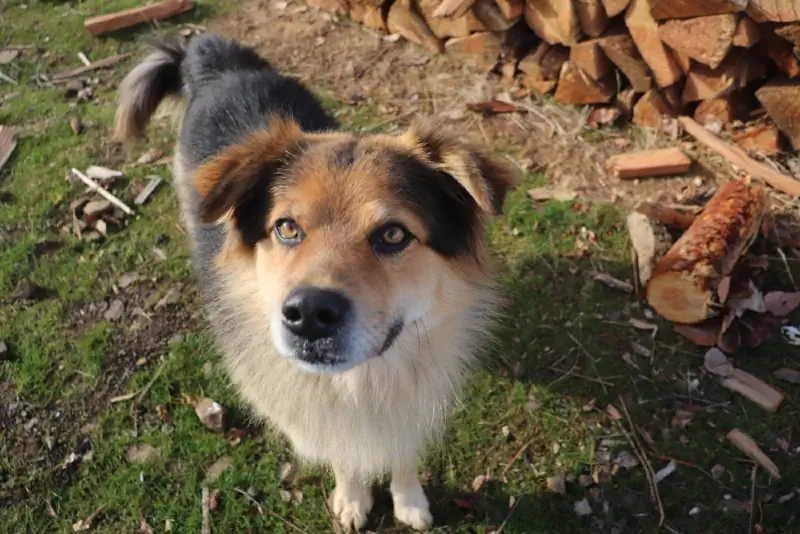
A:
311 0 800 154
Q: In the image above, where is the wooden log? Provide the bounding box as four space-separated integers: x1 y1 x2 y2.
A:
598 32 652 92
553 61 616 104
84 0 194 36
570 39 613 79
523 0 582 45
774 23 800 46
658 14 739 69
694 93 748 126
732 16 761 47
472 0 517 31
518 42 558 94
727 429 782 479
632 88 675 128
420 0 485 37
575 0 608 38
649 0 748 20
747 0 800 22
679 116 800 195
682 48 766 102
388 0 445 53
445 31 502 56
432 0 478 18
626 0 684 87
755 77 800 149
646 180 768 324
606 147 692 179
733 121 785 156
495 0 523 19
760 29 800 77
600 0 629 17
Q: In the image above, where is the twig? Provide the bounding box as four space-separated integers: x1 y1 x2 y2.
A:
0 70 18 85
70 168 135 215
500 439 533 482
201 487 210 534
749 465 757 534
233 487 263 515
547 366 615 387
51 52 133 81
618 397 665 527
495 495 523 534
320 484 343 534
235 484 313 534
109 360 167 404
568 333 609 394
775 247 798 292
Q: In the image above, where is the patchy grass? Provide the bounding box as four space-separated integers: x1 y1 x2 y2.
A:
2 1 800 533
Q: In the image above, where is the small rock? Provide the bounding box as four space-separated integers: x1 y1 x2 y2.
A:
546 474 566 495
280 489 292 502
125 444 162 464
104 299 124 322
246 486 261 499
205 456 233 482
82 199 112 217
689 506 700 516
0 48 20 64
195 398 227 433
574 498 593 516
117 272 139 289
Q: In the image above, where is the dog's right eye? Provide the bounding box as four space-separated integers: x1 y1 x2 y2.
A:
274 218 304 245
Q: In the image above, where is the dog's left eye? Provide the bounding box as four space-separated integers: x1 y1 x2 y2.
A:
274 218 304 244
370 224 413 254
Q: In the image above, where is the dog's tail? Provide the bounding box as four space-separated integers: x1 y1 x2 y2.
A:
114 33 273 144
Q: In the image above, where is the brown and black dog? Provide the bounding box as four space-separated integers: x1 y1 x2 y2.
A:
114 33 518 531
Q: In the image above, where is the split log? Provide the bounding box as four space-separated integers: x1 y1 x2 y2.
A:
671 49 693 73
431 0 477 18
472 0 517 32
349 2 386 30
722 369 785 412
495 0 523 19
518 42 559 94
570 39 613 79
606 147 692 179
600 0 629 17
553 61 616 104
632 88 676 128
574 0 608 38
726 429 781 479
755 77 800 148
649 0 748 21
420 0 485 37
524 0 582 45
646 180 768 324
732 16 761 47
658 14 739 69
774 23 800 46
388 0 445 54
84 0 194 36
598 32 652 92
747 0 800 22
627 211 674 285
444 31 502 56
732 121 784 156
626 0 684 87
679 115 800 196
694 93 748 126
682 48 765 102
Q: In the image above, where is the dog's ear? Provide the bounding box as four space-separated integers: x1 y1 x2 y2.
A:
396 121 520 216
194 117 308 225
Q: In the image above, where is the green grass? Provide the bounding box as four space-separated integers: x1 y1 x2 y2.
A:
2 1 800 533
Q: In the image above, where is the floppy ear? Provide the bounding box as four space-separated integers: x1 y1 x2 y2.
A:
397 120 520 216
194 117 308 225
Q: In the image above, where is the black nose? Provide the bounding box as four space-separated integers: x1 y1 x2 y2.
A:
281 287 351 340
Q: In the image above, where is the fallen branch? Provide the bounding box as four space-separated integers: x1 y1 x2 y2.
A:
51 52 133 81
679 116 800 197
70 168 135 216
84 0 195 37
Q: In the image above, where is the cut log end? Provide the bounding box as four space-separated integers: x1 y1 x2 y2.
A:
646 271 715 324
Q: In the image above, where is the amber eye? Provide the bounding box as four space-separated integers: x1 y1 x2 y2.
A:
274 218 303 244
370 223 413 254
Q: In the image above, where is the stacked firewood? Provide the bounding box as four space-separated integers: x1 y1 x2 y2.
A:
309 0 800 155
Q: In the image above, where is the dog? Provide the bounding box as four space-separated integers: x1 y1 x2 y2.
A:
114 33 518 531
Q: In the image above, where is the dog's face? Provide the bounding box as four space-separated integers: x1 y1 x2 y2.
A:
194 118 518 373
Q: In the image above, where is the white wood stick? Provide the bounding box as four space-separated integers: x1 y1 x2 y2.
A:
70 168 135 215
78 52 92 66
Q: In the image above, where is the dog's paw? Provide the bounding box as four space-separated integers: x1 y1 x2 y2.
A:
392 488 433 531
331 482 373 532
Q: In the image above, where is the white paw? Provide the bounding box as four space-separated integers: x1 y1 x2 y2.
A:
331 483 374 532
392 487 433 531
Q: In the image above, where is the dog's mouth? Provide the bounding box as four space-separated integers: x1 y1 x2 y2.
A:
288 320 404 373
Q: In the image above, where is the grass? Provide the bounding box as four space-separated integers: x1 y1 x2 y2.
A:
2 1 799 533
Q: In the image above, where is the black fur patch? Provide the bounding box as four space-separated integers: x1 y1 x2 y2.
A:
387 152 480 257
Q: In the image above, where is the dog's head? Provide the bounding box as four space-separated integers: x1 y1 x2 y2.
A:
195 117 518 373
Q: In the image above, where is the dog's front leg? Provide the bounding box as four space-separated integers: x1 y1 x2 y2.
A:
330 464 373 531
390 464 433 531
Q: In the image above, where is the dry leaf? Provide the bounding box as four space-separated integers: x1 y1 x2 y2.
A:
727 429 781 479
208 489 221 511
729 281 766 316
673 321 720 346
70 117 82 135
194 398 227 433
764 292 800 317
573 498 593 516
471 474 490 492
671 409 694 429
773 368 800 384
606 404 622 421
125 444 162 464
225 427 246 446
711 464 726 480
205 456 234 482
466 100 526 114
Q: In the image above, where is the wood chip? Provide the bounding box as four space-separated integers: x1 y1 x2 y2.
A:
773 368 800 384
134 176 164 206
51 52 133 81
726 428 781 479
606 147 691 179
0 125 18 173
722 369 784 412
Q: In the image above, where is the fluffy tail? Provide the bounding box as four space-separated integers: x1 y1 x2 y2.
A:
114 37 186 144
114 34 274 144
